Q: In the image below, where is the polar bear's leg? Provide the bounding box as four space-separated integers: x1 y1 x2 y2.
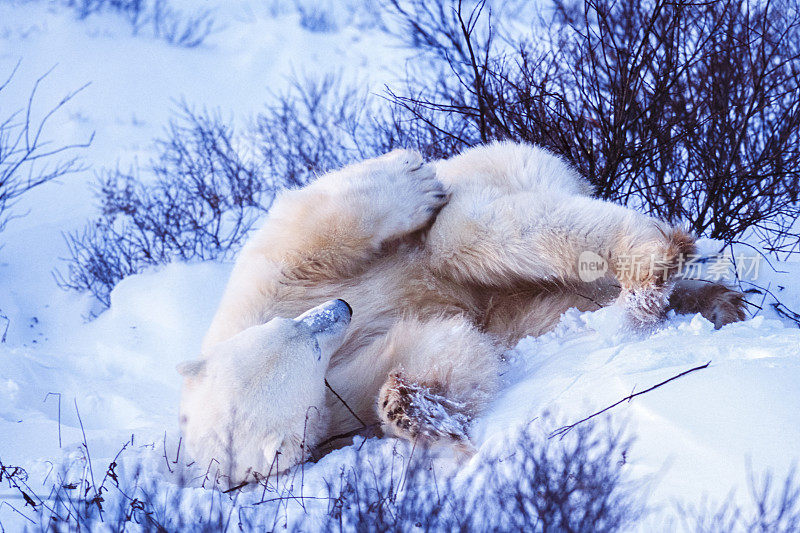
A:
428 191 696 325
202 149 446 348
374 316 501 446
246 149 446 281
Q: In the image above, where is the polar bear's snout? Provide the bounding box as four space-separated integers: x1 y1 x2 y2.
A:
294 299 352 358
295 298 352 331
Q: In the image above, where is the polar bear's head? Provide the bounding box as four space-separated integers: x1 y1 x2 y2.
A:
177 299 352 483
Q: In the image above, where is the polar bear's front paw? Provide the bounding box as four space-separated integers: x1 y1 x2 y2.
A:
368 149 448 239
377 371 471 445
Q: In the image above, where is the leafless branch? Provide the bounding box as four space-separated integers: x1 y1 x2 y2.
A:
550 360 712 439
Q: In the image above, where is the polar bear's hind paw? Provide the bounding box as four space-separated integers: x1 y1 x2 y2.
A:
378 372 471 444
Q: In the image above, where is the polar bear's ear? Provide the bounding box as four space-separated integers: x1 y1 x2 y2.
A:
177 359 207 378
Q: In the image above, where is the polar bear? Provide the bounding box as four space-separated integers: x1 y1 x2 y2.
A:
178 142 745 482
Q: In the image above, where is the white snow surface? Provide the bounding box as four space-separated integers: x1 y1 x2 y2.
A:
1 1 799 531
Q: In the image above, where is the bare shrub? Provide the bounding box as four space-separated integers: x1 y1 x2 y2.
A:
4 419 627 529
5 413 797 531
252 74 444 185
2 417 638 530
250 75 377 187
0 442 249 531
67 0 146 25
311 417 640 532
674 465 800 532
0 63 91 235
294 0 339 33
0 62 91 342
285 0 386 32
151 0 217 48
384 0 800 255
250 73 468 181
55 104 268 306
63 0 217 47
60 0 800 305
58 74 406 307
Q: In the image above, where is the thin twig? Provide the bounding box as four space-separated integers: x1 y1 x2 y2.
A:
162 432 173 474
313 424 381 453
0 501 35 525
739 280 800 327
43 392 62 448
324 378 367 427
222 481 248 494
727 240 788 274
550 361 712 439
73 399 97 496
0 311 8 343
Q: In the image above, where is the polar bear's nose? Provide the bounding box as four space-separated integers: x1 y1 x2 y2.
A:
336 299 353 317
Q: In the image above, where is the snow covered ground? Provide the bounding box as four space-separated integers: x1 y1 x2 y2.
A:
1 1 799 531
